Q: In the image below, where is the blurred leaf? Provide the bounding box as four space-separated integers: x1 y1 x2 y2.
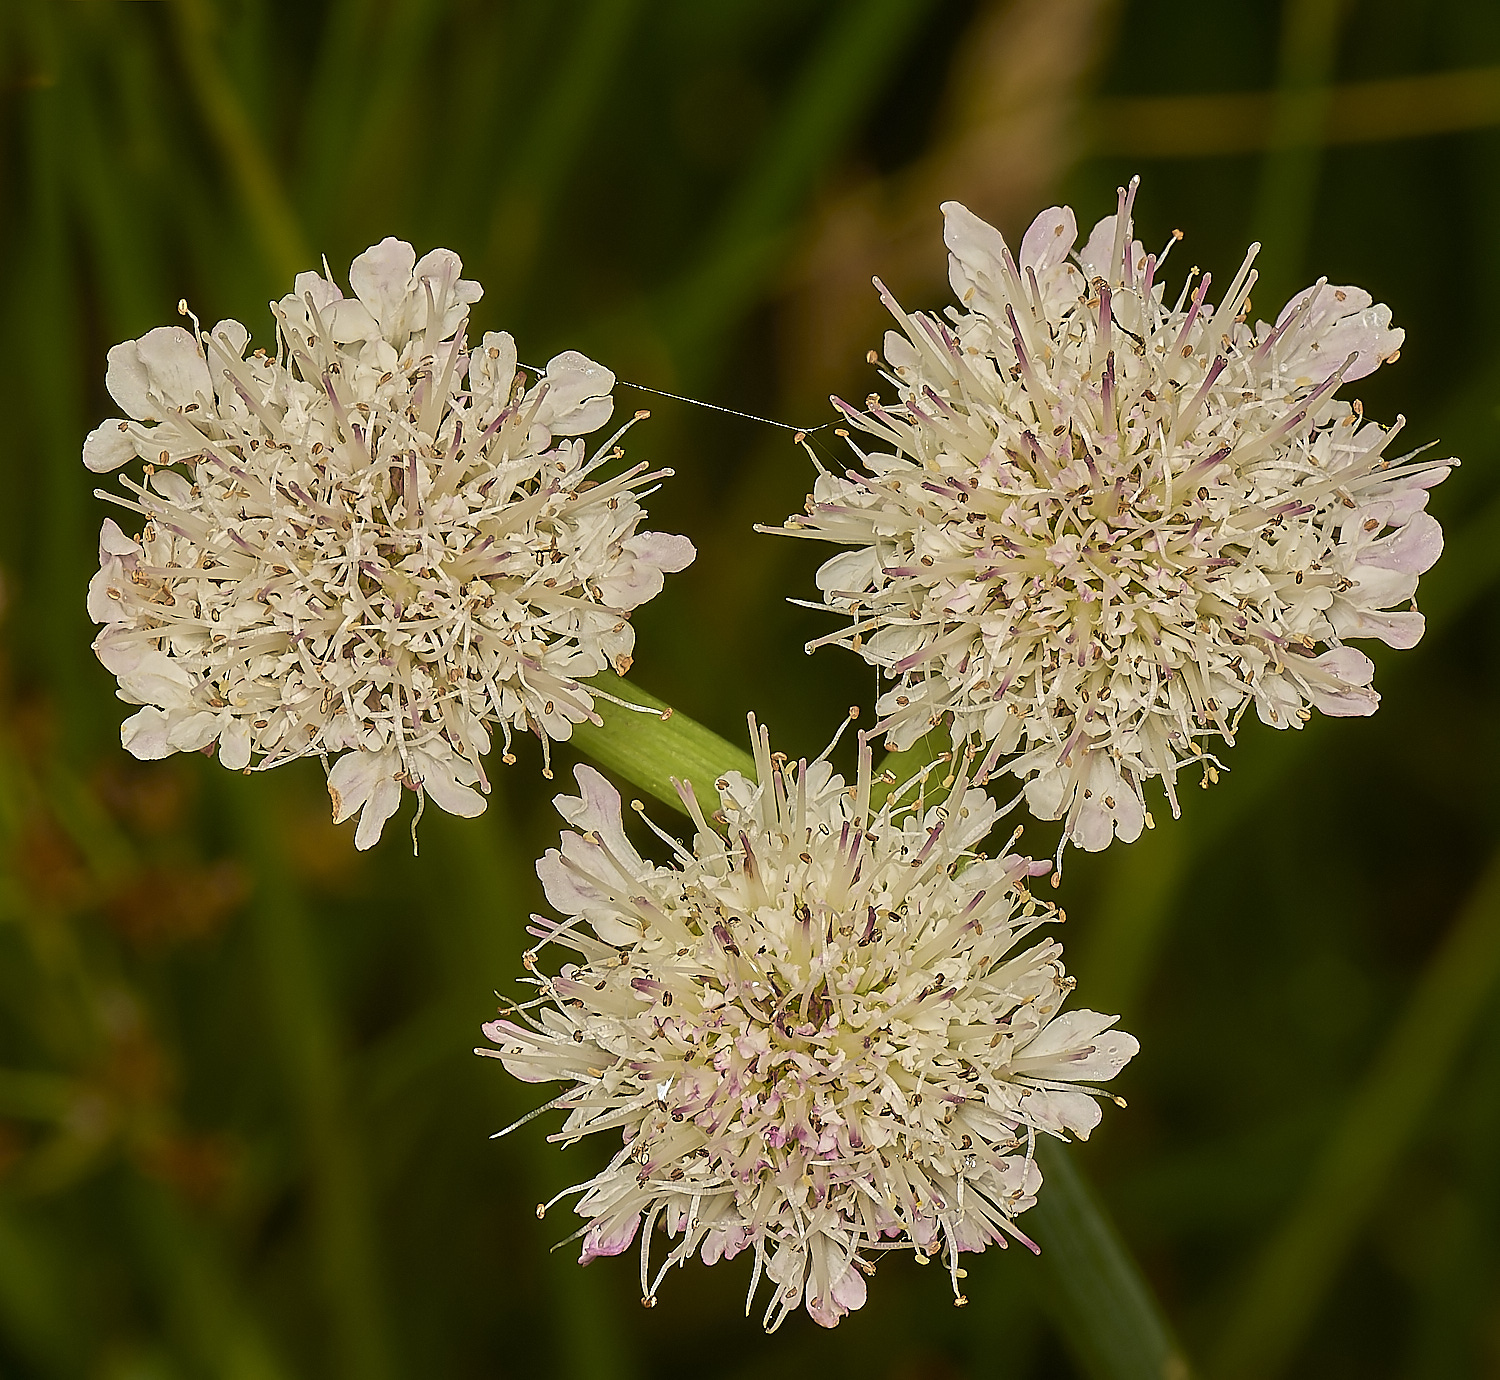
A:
1210 846 1500 1380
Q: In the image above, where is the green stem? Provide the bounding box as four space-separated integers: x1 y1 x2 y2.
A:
573 673 1186 1380
573 672 754 812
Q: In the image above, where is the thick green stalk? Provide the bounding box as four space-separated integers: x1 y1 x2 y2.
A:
573 673 1185 1380
573 672 755 813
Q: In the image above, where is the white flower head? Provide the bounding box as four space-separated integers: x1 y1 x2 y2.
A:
85 237 695 848
773 181 1451 853
480 720 1136 1330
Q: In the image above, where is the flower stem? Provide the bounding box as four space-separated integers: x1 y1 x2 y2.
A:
574 673 754 812
573 674 1186 1379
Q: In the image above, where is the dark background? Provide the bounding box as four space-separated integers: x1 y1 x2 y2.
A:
1 1 1498 1376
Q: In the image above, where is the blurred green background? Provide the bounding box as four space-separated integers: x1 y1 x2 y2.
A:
2 0 1499 1376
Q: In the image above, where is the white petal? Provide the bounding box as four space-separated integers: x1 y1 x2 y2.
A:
410 747 486 818
349 237 417 334
166 710 223 752
354 775 404 850
134 326 211 410
105 340 154 420
83 421 138 473
327 748 395 824
219 717 252 771
120 706 175 759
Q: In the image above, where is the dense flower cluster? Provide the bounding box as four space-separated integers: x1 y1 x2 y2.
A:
481 723 1136 1329
773 182 1450 851
86 238 693 847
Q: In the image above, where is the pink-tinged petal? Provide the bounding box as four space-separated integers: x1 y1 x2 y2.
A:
1347 563 1418 609
1306 683 1380 718
292 271 344 313
556 765 645 875
1303 648 1379 717
1019 205 1078 275
1077 214 1118 279
579 1212 641 1264
536 847 608 913
596 534 696 609
120 707 174 760
83 421 138 473
1071 797 1116 853
92 631 147 679
1070 755 1143 851
1383 471 1448 523
1275 283 1401 382
1362 511 1443 574
348 237 417 332
1333 607 1425 649
87 563 128 624
830 1262 868 1313
98 519 140 560
630 532 695 574
1313 645 1375 687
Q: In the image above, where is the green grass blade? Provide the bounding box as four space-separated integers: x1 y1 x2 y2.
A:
168 0 310 282
482 0 644 312
1209 847 1500 1380
229 776 394 1380
126 1175 297 1380
1030 1140 1192 1380
1249 0 1346 308
660 0 934 362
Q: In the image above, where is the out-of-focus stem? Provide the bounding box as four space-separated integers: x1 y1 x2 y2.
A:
1210 846 1500 1380
231 778 394 1380
168 0 310 283
1250 0 1347 306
